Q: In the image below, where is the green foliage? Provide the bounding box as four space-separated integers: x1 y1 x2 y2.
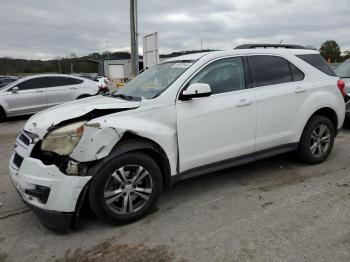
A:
320 40 341 63
0 51 134 75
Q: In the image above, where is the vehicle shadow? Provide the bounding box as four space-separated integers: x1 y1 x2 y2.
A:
4 115 31 122
77 150 304 230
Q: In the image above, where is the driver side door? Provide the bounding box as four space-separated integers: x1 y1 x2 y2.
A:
176 57 256 173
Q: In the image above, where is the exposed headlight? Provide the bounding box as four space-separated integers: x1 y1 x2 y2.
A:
41 121 86 156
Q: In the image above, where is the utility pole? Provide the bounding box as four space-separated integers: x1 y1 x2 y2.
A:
130 0 139 77
58 60 61 74
200 39 203 50
107 40 110 60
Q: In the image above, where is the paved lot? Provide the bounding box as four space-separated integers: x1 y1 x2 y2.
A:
0 117 350 262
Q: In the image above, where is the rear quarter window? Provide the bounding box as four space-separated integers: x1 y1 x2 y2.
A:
297 54 336 76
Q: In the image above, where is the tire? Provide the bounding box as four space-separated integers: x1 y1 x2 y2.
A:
0 107 6 122
89 152 162 225
298 115 335 164
77 95 90 99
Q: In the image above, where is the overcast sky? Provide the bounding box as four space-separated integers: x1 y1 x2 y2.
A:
0 0 349 59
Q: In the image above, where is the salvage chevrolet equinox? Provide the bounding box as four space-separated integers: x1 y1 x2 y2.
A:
9 44 345 231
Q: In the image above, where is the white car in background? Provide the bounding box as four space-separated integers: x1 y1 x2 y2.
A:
334 59 350 118
0 74 99 120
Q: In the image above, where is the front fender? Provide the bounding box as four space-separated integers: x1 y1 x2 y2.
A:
70 104 178 176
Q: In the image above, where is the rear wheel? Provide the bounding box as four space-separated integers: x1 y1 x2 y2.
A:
298 115 335 164
89 152 162 225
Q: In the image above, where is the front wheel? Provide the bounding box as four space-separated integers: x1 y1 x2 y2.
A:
89 152 162 225
298 115 335 164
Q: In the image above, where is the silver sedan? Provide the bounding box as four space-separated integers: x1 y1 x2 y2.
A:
0 74 100 121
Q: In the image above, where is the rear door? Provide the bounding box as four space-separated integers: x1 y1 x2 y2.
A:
5 77 47 116
46 76 83 107
247 55 309 151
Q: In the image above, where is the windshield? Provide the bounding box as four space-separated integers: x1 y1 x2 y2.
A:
335 60 350 78
0 78 20 90
111 61 194 100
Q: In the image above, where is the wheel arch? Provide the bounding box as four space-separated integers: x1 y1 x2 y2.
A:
298 107 339 142
88 132 172 189
308 107 338 131
77 94 91 99
0 104 6 119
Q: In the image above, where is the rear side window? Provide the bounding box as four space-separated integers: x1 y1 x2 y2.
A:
297 54 336 76
248 56 293 87
47 77 83 87
17 78 47 90
290 63 305 81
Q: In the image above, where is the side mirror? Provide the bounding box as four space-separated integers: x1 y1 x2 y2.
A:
181 83 211 100
11 86 19 93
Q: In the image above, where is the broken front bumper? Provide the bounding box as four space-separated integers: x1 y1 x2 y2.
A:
9 133 92 231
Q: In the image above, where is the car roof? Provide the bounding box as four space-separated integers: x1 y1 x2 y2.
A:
21 74 85 80
165 48 320 62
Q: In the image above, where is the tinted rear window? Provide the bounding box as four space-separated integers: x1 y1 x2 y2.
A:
297 54 336 76
335 60 350 78
47 77 83 87
290 63 305 81
248 55 293 87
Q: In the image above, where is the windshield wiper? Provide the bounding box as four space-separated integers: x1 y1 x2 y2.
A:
111 93 140 101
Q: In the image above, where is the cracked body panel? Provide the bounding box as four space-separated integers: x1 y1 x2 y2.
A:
70 126 121 162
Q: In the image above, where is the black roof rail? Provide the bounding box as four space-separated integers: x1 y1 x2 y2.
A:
235 44 306 49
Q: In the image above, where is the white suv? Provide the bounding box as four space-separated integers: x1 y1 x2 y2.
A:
9 45 345 231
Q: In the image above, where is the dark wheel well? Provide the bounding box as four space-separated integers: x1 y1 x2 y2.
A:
0 106 6 120
77 94 90 99
88 132 172 189
118 132 172 189
309 107 338 130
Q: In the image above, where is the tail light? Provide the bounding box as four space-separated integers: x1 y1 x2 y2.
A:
337 79 346 97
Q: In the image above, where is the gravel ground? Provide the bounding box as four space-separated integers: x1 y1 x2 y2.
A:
0 117 350 262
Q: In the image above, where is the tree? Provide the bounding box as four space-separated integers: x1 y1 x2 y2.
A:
320 40 341 63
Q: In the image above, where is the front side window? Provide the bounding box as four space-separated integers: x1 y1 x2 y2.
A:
17 78 47 90
189 57 245 94
111 61 193 100
248 55 293 87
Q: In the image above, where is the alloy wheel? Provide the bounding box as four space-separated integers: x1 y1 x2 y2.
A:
310 124 331 157
104 165 153 215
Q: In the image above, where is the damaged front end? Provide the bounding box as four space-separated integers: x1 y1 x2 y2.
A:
9 97 139 231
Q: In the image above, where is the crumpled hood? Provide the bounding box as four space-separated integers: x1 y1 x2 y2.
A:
24 95 140 138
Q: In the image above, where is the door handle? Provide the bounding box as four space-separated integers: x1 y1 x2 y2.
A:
35 90 45 93
295 87 306 93
70 87 78 90
236 98 253 107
